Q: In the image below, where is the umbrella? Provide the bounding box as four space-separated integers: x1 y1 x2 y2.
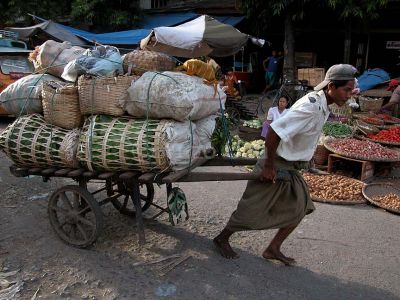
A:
140 15 264 58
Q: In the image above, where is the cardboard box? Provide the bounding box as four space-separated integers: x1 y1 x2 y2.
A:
298 68 325 87
295 52 317 67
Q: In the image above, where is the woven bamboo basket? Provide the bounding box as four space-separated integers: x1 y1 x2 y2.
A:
123 50 176 75
313 144 330 165
329 98 356 118
42 81 82 129
78 115 171 172
357 96 384 112
78 75 136 116
0 114 80 168
362 183 400 214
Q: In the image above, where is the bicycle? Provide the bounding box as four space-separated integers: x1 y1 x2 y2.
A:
259 78 311 114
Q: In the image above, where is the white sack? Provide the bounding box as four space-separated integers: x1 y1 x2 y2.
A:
34 40 85 77
122 71 226 122
62 45 123 82
0 74 62 116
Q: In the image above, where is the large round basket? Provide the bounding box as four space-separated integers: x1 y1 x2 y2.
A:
123 50 176 75
323 139 400 162
358 96 383 112
303 173 366 205
42 81 82 129
238 126 262 142
362 183 400 214
78 75 137 116
313 144 330 165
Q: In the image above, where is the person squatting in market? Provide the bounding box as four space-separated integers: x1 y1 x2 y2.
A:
213 64 357 265
381 81 400 113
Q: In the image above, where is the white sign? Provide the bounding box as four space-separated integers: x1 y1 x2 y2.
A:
386 41 400 49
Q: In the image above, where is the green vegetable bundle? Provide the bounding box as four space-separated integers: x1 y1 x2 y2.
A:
323 122 353 138
0 114 80 168
78 115 170 172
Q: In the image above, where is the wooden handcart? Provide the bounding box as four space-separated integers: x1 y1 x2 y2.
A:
9 154 259 248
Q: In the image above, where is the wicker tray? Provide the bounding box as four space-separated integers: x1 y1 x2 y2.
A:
357 135 400 147
353 112 400 125
362 183 400 214
304 173 366 205
324 139 400 162
238 126 262 142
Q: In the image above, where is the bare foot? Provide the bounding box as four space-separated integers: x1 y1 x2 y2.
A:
262 247 296 266
213 236 239 259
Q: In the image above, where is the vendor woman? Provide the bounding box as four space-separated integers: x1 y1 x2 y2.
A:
261 96 289 139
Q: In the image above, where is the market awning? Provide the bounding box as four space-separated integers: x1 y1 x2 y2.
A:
6 20 88 46
24 14 247 46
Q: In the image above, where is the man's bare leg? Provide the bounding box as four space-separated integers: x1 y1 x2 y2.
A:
262 223 299 265
213 228 239 259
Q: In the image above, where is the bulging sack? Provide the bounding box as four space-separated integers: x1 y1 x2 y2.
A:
0 74 62 116
30 40 86 77
122 71 226 122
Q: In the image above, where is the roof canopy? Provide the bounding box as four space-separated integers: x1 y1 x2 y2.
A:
6 20 88 46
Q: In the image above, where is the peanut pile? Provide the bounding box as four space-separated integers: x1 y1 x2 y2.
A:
303 173 364 202
372 193 400 211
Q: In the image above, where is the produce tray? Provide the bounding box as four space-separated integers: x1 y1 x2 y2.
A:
362 183 400 214
324 140 400 162
311 196 366 205
304 173 366 205
356 135 400 147
353 113 400 125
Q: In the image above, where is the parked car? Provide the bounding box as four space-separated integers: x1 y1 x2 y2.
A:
0 30 34 116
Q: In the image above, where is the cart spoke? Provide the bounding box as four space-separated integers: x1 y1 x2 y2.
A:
76 223 89 241
76 216 95 228
72 193 81 210
49 206 69 215
58 221 68 229
77 206 91 215
59 192 73 210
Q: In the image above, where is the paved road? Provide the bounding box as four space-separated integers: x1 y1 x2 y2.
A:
0 117 399 299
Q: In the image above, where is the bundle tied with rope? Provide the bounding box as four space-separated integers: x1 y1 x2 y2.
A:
122 71 225 122
78 115 211 172
0 114 80 168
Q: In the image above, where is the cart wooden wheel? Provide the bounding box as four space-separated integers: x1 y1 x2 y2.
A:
111 183 154 217
48 185 103 248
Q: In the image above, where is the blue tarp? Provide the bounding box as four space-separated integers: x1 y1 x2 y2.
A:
32 13 244 45
140 12 199 28
357 69 390 92
213 16 245 26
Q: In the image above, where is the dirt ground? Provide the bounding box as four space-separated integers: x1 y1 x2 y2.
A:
0 118 400 300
